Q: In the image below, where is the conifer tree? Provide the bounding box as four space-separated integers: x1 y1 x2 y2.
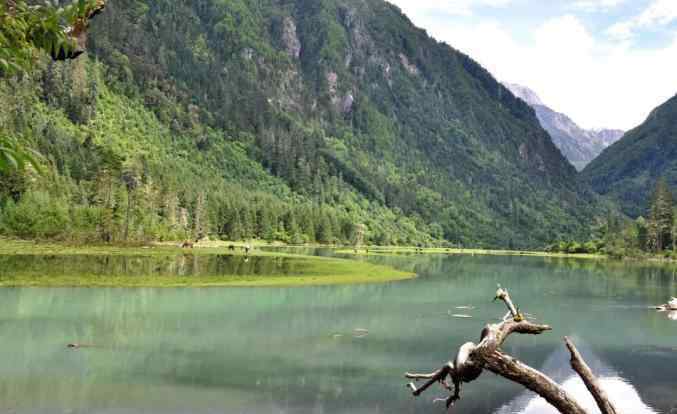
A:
635 216 648 251
647 178 673 252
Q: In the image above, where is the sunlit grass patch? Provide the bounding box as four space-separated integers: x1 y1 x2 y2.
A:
0 239 414 287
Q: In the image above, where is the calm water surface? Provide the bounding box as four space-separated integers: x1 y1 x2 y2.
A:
0 253 676 414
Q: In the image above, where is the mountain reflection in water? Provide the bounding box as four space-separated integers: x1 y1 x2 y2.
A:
493 342 658 414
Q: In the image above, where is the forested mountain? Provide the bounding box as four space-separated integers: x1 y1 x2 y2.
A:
582 94 677 218
506 83 623 170
0 0 608 248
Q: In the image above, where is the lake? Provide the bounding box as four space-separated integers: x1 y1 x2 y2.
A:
0 253 675 414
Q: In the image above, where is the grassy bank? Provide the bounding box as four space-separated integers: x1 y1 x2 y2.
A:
0 239 414 287
335 246 605 260
0 239 286 257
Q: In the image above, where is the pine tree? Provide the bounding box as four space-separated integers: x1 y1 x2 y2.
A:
121 165 139 241
194 192 207 239
647 178 673 252
227 208 243 241
635 216 648 251
353 223 366 250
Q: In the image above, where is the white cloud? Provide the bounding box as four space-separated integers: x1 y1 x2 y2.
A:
385 5 677 130
607 0 677 40
606 21 634 41
572 0 626 13
387 0 513 17
637 0 677 25
534 15 595 54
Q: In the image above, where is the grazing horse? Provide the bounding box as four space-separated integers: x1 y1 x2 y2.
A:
181 240 195 249
228 245 236 252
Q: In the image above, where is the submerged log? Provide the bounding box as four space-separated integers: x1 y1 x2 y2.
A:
655 297 677 311
404 286 617 414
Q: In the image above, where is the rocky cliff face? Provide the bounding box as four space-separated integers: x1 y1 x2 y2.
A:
506 83 624 170
590 128 625 147
505 83 545 106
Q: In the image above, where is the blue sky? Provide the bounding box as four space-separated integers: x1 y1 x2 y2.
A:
387 0 677 130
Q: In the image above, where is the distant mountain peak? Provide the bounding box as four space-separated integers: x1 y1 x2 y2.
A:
505 82 624 170
505 83 545 107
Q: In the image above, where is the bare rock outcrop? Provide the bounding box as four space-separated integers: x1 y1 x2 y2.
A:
281 17 301 59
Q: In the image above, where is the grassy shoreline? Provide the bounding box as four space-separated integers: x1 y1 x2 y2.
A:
4 238 676 288
334 246 606 260
0 239 414 288
0 238 615 261
0 239 286 257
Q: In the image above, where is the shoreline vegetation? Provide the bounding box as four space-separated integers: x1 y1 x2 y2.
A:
3 237 677 289
335 246 605 260
0 239 414 288
1 238 605 259
547 179 677 262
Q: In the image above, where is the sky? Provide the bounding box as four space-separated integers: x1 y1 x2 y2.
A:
386 0 677 131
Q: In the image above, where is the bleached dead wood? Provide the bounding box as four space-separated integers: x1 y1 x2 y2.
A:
404 286 618 414
565 337 618 414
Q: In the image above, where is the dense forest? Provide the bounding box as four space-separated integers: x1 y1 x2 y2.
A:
1 0 611 248
582 94 677 218
550 179 677 258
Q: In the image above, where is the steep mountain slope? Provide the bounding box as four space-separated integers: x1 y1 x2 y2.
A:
582 94 677 217
506 84 623 170
1 0 608 248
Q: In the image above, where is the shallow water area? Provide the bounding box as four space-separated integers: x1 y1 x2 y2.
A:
0 252 676 413
0 253 300 278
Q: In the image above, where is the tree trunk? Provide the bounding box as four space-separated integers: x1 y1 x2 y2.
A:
123 190 133 241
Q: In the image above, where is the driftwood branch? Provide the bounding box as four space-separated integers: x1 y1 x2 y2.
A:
565 337 617 414
483 349 587 414
404 286 619 414
494 285 522 321
472 320 588 414
654 297 677 311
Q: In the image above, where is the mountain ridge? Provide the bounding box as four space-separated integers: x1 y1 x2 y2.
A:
581 93 677 217
0 0 609 248
505 83 624 170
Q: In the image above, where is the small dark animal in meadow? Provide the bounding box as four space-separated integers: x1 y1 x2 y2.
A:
181 240 194 249
228 245 236 251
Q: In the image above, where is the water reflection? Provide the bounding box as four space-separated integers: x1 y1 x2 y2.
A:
0 254 299 279
494 343 658 414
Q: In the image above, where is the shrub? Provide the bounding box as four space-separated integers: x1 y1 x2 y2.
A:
0 190 70 238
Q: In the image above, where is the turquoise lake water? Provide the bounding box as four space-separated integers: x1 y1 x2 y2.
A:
0 253 675 413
